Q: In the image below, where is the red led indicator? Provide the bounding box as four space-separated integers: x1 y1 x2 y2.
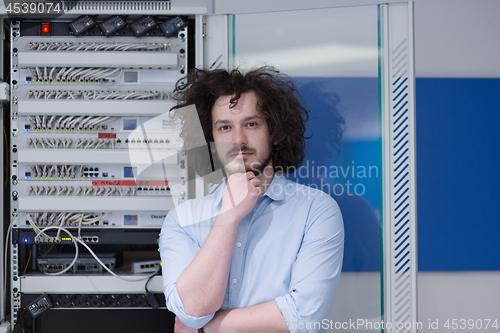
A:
41 24 50 34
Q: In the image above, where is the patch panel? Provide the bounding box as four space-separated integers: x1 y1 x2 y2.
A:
18 210 171 229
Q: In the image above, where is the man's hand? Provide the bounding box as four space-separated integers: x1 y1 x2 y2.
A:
175 317 198 333
219 171 262 221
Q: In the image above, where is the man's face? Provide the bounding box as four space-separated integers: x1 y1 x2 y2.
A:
211 90 274 176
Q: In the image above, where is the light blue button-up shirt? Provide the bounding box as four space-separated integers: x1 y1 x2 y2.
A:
159 173 344 333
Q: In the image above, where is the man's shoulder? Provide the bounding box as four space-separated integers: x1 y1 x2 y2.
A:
280 177 333 201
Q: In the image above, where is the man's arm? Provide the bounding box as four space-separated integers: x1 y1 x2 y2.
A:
175 211 239 317
174 301 289 333
203 300 289 333
175 172 262 318
273 193 344 332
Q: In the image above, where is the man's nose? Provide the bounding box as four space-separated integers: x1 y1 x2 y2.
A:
232 127 247 147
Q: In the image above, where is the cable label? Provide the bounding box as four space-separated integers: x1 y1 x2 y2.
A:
98 133 117 139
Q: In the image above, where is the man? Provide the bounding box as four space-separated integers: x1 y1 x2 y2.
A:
159 67 344 333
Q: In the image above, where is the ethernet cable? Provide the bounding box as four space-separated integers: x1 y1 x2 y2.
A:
35 115 42 129
27 67 37 81
38 226 79 276
35 66 43 81
27 115 36 129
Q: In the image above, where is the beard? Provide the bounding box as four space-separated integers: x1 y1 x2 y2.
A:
222 144 273 177
246 149 272 177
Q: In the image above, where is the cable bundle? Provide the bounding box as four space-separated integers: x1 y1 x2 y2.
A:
27 115 118 131
28 66 123 83
27 42 170 52
28 89 170 100
27 164 79 178
27 186 139 197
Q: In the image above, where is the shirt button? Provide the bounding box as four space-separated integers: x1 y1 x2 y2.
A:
236 242 242 248
232 279 237 284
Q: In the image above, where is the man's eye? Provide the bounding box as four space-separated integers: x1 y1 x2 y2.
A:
220 125 230 131
247 122 257 127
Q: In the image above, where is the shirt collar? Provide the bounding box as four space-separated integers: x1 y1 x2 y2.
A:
264 172 286 201
213 172 286 205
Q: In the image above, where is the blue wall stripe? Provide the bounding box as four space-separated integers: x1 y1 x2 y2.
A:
417 78 500 271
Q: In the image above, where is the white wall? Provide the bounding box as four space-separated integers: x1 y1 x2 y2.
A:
418 272 500 332
213 0 500 78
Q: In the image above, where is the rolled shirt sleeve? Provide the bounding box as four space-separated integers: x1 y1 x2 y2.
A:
275 194 344 333
158 208 216 328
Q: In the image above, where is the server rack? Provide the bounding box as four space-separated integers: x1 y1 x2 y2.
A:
0 2 227 332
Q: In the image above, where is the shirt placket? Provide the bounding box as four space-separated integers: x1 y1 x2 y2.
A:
227 213 251 308
227 196 271 309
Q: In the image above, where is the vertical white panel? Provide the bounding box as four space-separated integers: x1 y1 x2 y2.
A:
204 15 229 70
195 14 205 69
0 107 4 321
0 16 5 321
379 2 418 333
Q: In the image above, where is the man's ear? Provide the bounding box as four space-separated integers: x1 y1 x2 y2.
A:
273 140 278 145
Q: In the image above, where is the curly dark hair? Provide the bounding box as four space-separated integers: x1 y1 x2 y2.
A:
171 66 309 181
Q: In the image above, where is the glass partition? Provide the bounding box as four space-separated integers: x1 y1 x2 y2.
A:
232 5 382 332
